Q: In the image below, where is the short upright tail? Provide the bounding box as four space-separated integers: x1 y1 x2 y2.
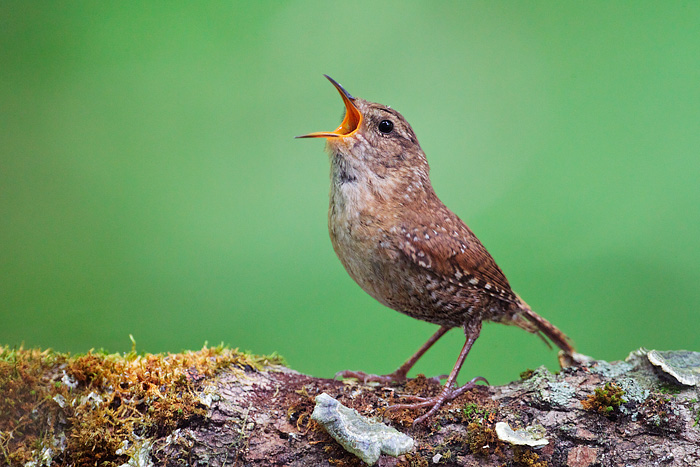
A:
515 295 575 354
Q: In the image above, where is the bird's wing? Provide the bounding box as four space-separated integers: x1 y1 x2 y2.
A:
393 209 517 304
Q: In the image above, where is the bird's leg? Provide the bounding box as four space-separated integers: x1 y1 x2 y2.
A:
337 326 450 384
385 318 486 425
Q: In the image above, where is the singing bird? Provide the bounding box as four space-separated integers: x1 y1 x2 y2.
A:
297 76 574 424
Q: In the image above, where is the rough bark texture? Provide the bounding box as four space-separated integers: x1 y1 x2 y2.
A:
4 348 699 466
152 350 700 467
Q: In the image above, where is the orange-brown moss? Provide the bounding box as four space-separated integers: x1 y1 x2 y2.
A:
466 420 500 457
396 452 429 467
403 374 440 397
287 390 321 435
0 344 284 466
0 347 69 465
513 446 548 467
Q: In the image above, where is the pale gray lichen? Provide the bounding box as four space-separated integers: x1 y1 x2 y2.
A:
78 391 104 408
626 347 649 361
590 360 634 378
613 377 649 417
522 366 576 408
624 348 674 390
547 381 576 407
528 366 554 383
616 378 650 405
60 370 78 390
495 421 548 447
198 384 221 408
52 394 67 409
521 366 553 393
647 350 700 387
23 446 54 467
311 393 414 465
116 438 154 467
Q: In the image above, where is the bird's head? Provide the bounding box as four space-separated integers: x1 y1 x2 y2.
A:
297 75 429 185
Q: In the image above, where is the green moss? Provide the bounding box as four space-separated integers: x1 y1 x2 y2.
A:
461 402 491 421
686 399 700 427
656 382 682 395
581 382 626 416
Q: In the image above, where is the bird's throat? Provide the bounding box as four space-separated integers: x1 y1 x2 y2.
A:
333 155 357 185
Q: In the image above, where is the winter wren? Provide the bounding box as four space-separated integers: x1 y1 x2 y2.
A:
297 75 574 424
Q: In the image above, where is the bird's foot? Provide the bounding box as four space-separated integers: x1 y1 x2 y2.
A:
335 369 409 384
336 370 449 385
385 376 488 425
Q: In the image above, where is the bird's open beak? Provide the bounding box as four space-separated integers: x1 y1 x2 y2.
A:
296 75 362 139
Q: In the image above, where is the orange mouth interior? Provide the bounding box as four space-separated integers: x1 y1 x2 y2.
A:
296 75 362 139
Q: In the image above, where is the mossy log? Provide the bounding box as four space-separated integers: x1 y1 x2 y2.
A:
1 346 699 466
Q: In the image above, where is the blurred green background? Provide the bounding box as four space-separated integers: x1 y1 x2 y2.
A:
1 2 698 385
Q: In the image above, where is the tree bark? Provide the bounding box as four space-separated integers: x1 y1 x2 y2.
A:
3 347 699 467
152 350 700 467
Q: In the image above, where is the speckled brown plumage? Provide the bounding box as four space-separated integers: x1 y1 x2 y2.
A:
298 75 574 424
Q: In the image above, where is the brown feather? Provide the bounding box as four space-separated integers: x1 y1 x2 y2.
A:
394 188 517 305
303 76 575 424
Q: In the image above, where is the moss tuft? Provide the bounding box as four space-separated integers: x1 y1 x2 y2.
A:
513 446 548 467
466 420 501 457
397 452 429 467
581 382 625 416
0 344 284 466
461 402 493 423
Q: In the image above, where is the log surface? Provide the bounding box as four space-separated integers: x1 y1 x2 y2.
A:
154 351 700 466
3 347 699 466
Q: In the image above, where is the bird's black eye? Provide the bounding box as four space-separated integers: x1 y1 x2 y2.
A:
378 120 394 134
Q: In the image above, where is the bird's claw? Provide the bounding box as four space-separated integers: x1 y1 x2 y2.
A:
384 376 488 425
428 374 449 384
335 370 407 384
336 370 452 385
